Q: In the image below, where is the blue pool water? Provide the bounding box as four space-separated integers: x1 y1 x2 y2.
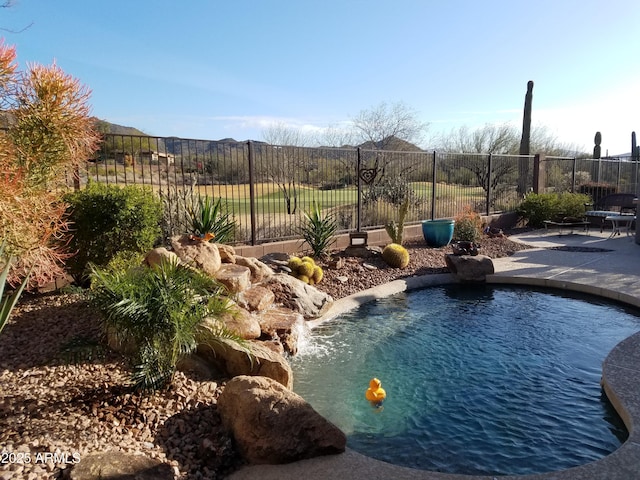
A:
289 285 640 476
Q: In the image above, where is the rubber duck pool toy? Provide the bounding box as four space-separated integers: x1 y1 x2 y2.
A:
365 378 386 407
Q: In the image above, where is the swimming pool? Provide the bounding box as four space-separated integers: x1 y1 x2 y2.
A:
289 284 640 476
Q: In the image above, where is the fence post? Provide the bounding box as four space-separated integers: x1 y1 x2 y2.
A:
356 147 362 231
532 154 546 193
430 151 437 220
486 153 493 216
247 141 257 246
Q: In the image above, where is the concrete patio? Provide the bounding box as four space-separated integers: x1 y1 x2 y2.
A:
229 229 640 480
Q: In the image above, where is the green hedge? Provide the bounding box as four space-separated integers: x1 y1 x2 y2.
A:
64 183 163 283
517 192 591 228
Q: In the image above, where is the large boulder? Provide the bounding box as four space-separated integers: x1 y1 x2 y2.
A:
445 253 495 282
70 452 173 480
203 308 261 340
171 235 221 276
235 255 274 283
217 375 346 464
144 247 181 268
259 273 333 319
236 285 275 313
257 306 305 355
215 264 252 293
259 252 291 274
217 243 237 264
196 338 293 389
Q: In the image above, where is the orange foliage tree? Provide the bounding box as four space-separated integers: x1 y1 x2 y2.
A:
0 39 100 288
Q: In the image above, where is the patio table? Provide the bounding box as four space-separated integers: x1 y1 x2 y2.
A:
604 214 635 238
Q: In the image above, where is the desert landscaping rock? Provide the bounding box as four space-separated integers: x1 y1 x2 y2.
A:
217 375 346 464
196 338 293 389
234 256 274 283
236 285 276 312
207 308 262 340
69 452 173 480
215 263 252 293
257 306 305 355
171 234 222 276
445 253 495 282
318 236 530 300
260 273 334 319
217 243 237 263
143 247 181 268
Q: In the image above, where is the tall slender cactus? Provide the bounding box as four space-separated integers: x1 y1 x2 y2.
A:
519 81 534 156
632 131 638 161
517 80 534 195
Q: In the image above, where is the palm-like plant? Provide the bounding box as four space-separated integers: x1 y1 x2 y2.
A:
89 258 239 391
299 202 338 259
188 196 236 244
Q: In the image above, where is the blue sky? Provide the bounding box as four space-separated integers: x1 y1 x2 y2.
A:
3 0 640 154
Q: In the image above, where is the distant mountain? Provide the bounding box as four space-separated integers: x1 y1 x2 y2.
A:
94 120 423 154
356 135 424 152
94 118 148 136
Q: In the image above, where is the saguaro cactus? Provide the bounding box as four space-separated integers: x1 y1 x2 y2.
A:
517 80 534 194
519 80 534 156
593 131 602 159
632 132 638 161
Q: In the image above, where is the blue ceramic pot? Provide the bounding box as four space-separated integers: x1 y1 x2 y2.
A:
422 219 455 247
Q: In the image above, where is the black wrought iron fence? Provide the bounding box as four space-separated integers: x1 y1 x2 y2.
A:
540 155 639 203
74 134 638 245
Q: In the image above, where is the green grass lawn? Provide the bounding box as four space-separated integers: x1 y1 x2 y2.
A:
213 182 488 216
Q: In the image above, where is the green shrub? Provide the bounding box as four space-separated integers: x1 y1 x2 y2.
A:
454 206 483 242
556 192 592 218
517 193 557 227
64 182 163 284
104 250 146 274
89 259 238 391
517 192 591 228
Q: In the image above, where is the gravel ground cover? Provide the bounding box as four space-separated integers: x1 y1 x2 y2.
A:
0 234 532 479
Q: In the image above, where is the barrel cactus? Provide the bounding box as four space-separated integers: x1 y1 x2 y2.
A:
312 265 324 284
287 255 324 284
288 256 302 271
301 256 315 265
298 260 315 278
382 243 410 269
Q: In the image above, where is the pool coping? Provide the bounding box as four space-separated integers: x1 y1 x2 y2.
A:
230 238 640 480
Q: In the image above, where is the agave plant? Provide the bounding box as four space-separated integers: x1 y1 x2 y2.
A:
0 240 30 335
89 258 240 391
188 196 236 244
299 202 338 259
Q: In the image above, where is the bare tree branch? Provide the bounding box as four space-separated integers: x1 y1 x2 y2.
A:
351 101 428 151
1 1 33 33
